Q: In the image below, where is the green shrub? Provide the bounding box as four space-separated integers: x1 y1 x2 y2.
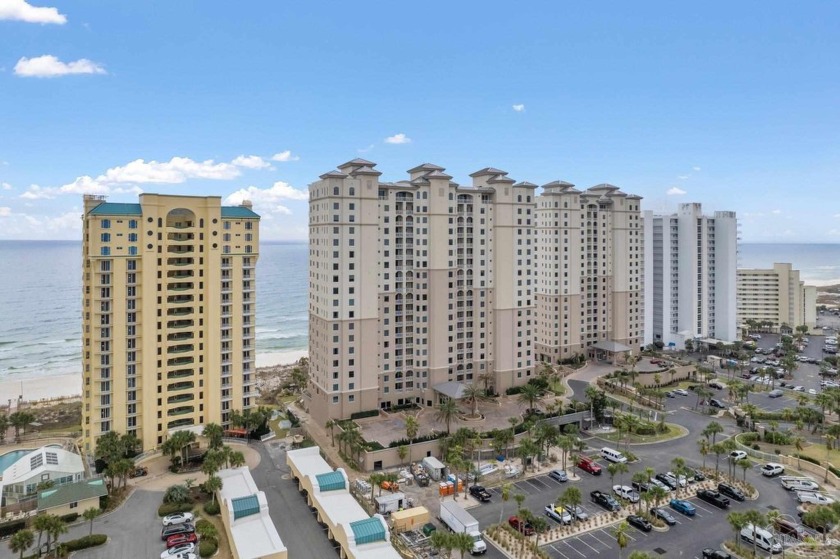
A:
158 502 194 517
350 409 379 420
829 465 840 478
506 386 523 395
199 539 218 558
59 512 79 523
764 431 792 445
203 501 221 515
62 534 107 551
635 425 657 436
752 444 761 451
740 432 760 444
196 518 212 530
795 453 821 465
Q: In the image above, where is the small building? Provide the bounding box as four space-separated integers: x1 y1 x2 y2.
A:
37 478 107 516
217 467 287 559
1 446 85 506
335 515 402 559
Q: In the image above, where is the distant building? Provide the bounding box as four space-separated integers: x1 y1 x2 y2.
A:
81 194 260 454
217 467 286 559
737 262 817 332
643 203 739 349
1 446 85 505
307 160 643 424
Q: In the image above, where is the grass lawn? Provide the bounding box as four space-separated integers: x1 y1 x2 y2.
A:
596 422 688 444
268 413 291 438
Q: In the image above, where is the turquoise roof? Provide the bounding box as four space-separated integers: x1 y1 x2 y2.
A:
350 517 386 545
88 203 142 216
231 494 260 520
221 206 260 219
315 471 346 492
37 478 108 511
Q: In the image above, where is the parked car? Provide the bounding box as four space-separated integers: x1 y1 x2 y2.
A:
631 480 651 493
165 533 197 549
161 543 196 559
650 507 677 526
627 514 652 532
664 471 687 488
469 485 492 502
797 491 835 505
568 505 589 521
702 549 732 559
773 518 808 540
673 388 689 396
689 468 706 482
577 456 602 475
590 490 621 512
729 450 747 461
669 498 696 516
544 504 572 525
655 473 679 490
650 478 673 492
717 483 745 502
162 512 195 527
761 463 785 477
696 489 730 509
548 469 568 483
612 485 640 503
129 466 148 478
709 398 726 409
780 476 820 491
768 389 784 398
161 523 195 541
508 516 535 536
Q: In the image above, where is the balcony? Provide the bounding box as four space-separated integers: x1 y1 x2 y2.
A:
167 245 194 255
167 356 194 367
168 405 195 417
167 270 194 279
167 331 194 342
168 258 194 267
167 232 194 242
168 344 194 354
167 393 195 404
168 282 194 292
167 369 194 379
168 319 194 329
167 418 194 429
167 295 194 305
167 308 193 317
167 381 194 392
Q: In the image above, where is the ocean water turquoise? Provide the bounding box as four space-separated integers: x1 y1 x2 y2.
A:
0 241 838 382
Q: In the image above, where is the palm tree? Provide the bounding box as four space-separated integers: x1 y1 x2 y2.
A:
613 521 630 559
229 450 246 468
436 399 459 434
702 421 724 445
793 435 805 468
558 435 574 472
368 473 385 502
33 513 51 555
404 414 419 462
697 439 710 469
499 483 511 524
397 445 408 464
517 383 544 413
325 419 337 447
203 423 224 449
430 530 453 559
737 458 751 482
205 474 223 504
82 507 100 536
9 529 33 559
9 411 29 442
0 414 9 443
45 515 67 555
559 486 582 523
462 383 489 419
451 532 475 559
742 510 767 556
727 511 746 551
711 443 726 477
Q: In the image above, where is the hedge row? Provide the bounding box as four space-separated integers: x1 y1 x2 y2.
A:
62 534 107 552
350 409 379 420
59 512 79 523
158 502 195 516
794 453 821 466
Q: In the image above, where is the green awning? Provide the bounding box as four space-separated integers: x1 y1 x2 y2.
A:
315 471 345 492
231 494 260 520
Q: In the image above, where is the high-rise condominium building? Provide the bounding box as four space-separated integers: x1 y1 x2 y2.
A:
737 263 817 332
81 194 259 453
642 203 738 349
307 160 643 424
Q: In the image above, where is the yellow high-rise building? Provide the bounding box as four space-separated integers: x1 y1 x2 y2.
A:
81 194 259 453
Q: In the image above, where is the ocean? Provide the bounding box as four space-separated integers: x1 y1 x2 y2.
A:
0 241 838 383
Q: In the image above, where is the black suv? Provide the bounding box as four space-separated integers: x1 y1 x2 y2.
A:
469 485 491 502
696 489 730 509
655 473 678 490
650 507 677 526
631 480 651 493
161 523 195 541
717 482 745 502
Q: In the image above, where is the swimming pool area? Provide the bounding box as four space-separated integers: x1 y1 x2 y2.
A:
0 449 33 473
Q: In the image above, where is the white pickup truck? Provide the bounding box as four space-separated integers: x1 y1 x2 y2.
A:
780 476 819 491
796 491 835 505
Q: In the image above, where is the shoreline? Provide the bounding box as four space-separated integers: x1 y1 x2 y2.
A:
0 349 309 405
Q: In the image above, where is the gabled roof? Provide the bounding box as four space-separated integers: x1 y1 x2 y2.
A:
221 206 260 219
319 170 349 179
513 181 538 188
38 478 107 511
338 158 376 169
433 381 466 399
407 163 445 173
469 167 508 177
424 170 453 180
542 180 575 189
88 203 142 216
488 174 515 184
349 165 382 176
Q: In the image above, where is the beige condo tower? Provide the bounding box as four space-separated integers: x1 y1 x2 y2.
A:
81 194 259 453
307 160 643 425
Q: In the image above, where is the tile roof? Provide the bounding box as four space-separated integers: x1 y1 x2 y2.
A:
221 206 260 218
315 471 346 492
231 494 261 520
350 517 386 545
88 203 142 216
37 478 107 510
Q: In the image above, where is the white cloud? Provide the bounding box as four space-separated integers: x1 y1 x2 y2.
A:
677 175 689 180
60 156 241 195
232 155 271 169
225 181 309 208
512 104 525 112
666 187 687 196
14 55 106 78
0 0 66 24
384 133 411 145
692 166 701 172
833 213 840 218
357 144 375 154
0 207 11 217
271 150 299 162
20 184 55 199
771 209 782 215
1 182 12 190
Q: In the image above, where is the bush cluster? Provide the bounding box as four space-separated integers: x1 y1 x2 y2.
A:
764 431 793 445
62 534 107 551
199 539 219 558
203 501 221 516
350 409 379 420
59 512 79 523
158 502 194 517
794 453 821 465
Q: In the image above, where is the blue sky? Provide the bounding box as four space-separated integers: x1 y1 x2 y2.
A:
1 1 839 241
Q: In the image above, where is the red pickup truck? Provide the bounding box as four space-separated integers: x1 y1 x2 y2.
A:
578 456 602 475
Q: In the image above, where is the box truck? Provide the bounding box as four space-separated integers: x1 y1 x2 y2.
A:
439 500 487 555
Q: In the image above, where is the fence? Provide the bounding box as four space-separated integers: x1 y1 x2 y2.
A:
732 436 840 488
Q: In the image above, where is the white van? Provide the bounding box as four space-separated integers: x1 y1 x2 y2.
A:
740 524 782 554
600 447 627 464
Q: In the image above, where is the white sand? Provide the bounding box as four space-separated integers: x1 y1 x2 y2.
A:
0 350 309 404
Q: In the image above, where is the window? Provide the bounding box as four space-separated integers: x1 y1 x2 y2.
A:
128 233 138 242
128 246 138 256
100 247 110 256
101 219 110 229
128 219 138 229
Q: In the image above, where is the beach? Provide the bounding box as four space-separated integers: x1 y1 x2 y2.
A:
0 350 309 405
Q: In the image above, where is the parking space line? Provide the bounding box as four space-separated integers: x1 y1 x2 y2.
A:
692 502 717 514
587 530 613 547
527 478 550 490
561 540 588 557
576 535 602 553
548 544 571 559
